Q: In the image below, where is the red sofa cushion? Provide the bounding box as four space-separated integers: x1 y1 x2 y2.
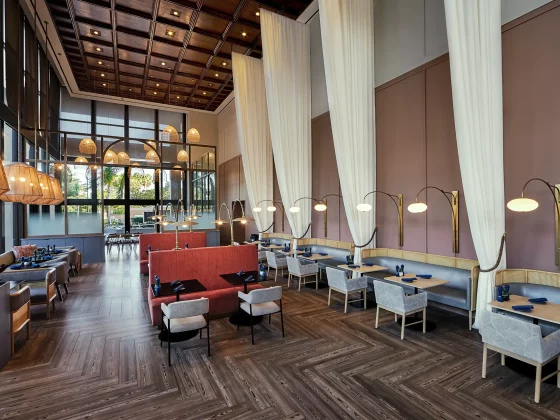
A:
147 245 259 325
139 232 206 273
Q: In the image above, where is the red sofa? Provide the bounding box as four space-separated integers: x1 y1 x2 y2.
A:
147 245 261 326
139 231 206 274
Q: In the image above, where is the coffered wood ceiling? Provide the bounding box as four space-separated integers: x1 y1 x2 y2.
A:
45 0 314 112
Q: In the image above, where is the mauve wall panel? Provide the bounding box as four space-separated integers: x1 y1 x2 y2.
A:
425 60 476 259
376 72 427 252
503 6 560 271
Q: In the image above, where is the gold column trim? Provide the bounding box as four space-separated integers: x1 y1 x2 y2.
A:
452 191 459 254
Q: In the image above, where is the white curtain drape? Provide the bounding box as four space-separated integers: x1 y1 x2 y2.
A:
444 0 506 329
260 10 312 248
232 53 274 236
318 0 375 263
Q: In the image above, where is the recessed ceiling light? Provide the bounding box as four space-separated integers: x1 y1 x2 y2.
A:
209 83 212 86
161 61 166 66
215 73 219 77
102 83 106 86
95 47 102 52
156 83 160 87
256 11 260 16
171 9 180 17
242 32 247 37
154 92 157 95
203 92 206 95
129 88 132 91
222 62 227 66
166 29 175 37
101 73 105 77
176 96 180 99
91 29 100 36
97 60 102 65
192 79 195 82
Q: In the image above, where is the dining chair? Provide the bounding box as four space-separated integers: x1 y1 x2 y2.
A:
479 311 560 403
10 286 31 355
286 257 319 291
373 280 427 340
326 267 368 313
238 286 284 345
265 251 287 281
160 297 210 366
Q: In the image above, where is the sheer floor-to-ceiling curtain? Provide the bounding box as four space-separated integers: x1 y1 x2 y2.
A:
232 53 273 236
444 0 506 329
318 0 375 263
260 10 312 248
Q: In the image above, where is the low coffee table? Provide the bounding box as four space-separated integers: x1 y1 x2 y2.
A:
152 279 207 343
220 271 262 326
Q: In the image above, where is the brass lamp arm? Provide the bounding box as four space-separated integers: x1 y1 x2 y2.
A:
415 186 456 218
363 190 399 211
218 202 233 224
320 193 342 202
255 199 285 232
174 199 183 222
521 178 560 218
232 199 247 218
293 196 322 206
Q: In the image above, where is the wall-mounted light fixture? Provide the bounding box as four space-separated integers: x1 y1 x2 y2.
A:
213 200 254 245
357 191 403 247
253 199 285 232
507 178 560 266
408 186 459 254
289 194 341 237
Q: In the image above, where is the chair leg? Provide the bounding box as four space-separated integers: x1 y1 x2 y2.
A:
395 313 397 322
56 284 63 302
468 310 473 330
535 363 542 403
328 288 331 306
400 316 405 340
482 343 487 378
501 353 505 366
557 356 560 388
27 320 30 339
250 306 255 345
288 273 291 287
269 314 271 324
237 299 241 331
63 283 69 295
207 321 211 357
315 272 318 290
280 300 285 337
160 317 163 347
298 276 302 292
168 320 171 367
375 306 379 328
344 293 348 314
275 268 278 281
363 288 367 309
422 308 426 334
199 328 202 339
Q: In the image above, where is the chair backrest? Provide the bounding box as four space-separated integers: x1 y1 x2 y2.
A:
265 251 277 266
479 311 544 362
10 286 30 312
246 286 282 304
373 280 406 312
258 251 266 260
166 297 209 319
326 267 348 290
286 256 300 274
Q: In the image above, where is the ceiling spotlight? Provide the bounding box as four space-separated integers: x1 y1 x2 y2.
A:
209 83 212 86
214 73 219 77
222 62 227 66
203 92 206 95
95 47 102 52
242 32 247 37
102 83 106 86
156 83 160 87
101 73 105 77
129 88 132 91
171 9 180 17
161 61 166 66
256 11 260 16
91 29 100 36
166 29 175 37
176 96 180 99
154 92 157 95
97 60 102 65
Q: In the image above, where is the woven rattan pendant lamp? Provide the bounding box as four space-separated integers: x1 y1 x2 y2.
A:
0 163 43 204
79 138 96 155
32 171 56 205
0 160 9 197
48 176 64 205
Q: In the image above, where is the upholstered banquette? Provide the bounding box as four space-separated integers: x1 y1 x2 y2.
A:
139 231 207 274
493 269 560 336
147 245 261 326
361 249 479 328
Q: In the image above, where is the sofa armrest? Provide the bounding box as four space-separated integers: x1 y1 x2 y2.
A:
0 267 54 283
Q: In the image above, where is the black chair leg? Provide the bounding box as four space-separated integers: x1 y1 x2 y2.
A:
63 283 69 295
160 317 163 347
167 320 171 366
269 314 271 324
250 306 254 345
280 300 285 337
199 328 202 339
56 284 63 301
237 299 241 331
207 321 210 357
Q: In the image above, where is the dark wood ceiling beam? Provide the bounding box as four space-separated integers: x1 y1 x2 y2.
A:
73 16 112 30
140 0 162 101
64 0 93 88
109 0 121 96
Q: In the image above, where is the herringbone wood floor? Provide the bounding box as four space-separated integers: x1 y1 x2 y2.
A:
2 250 560 419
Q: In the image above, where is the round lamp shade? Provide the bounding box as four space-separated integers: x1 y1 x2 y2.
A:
79 138 97 155
116 152 130 165
253 207 262 212
356 203 372 212
267 206 277 212
177 149 189 163
507 197 539 212
408 202 428 213
161 126 179 143
75 156 88 163
314 203 327 212
0 159 10 196
0 163 43 204
187 128 200 143
213 219 227 225
49 177 64 205
143 140 156 152
104 149 116 164
289 206 300 213
145 150 160 164
33 172 56 205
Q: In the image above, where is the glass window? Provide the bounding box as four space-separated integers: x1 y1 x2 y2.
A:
130 106 154 129
66 205 102 234
192 171 215 230
161 169 184 201
96 101 124 126
159 110 183 139
129 167 155 200
104 205 125 233
67 165 100 200
130 205 157 234
190 146 215 170
60 88 91 121
102 167 125 200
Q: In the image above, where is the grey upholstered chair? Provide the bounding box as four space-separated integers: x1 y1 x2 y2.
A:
286 257 319 291
258 251 267 264
373 280 428 340
479 311 560 403
326 267 368 313
10 286 31 355
160 297 210 365
238 286 284 345
265 251 288 281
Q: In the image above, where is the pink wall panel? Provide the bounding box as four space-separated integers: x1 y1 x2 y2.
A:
425 60 476 260
502 6 560 271
376 72 427 252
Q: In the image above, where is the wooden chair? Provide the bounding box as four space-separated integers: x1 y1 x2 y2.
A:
10 286 31 355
